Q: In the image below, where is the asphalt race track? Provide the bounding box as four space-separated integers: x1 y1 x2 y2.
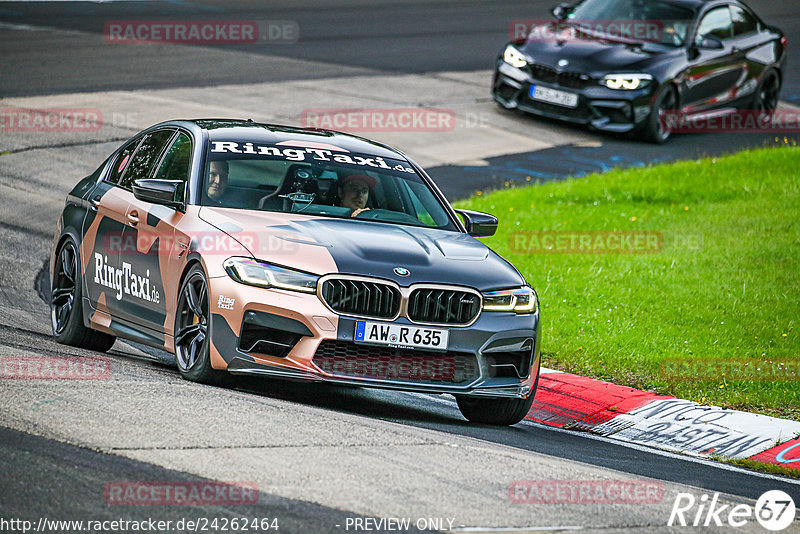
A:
1 1 800 533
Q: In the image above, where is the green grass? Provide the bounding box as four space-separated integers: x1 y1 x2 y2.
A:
723 458 800 480
455 145 800 418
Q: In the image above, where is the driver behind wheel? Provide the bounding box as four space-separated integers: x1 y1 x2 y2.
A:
338 174 376 217
206 161 229 204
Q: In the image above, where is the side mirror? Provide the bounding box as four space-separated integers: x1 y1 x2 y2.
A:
455 209 498 237
132 179 184 209
551 3 573 20
697 35 724 50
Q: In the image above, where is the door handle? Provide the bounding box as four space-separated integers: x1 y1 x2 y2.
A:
89 195 102 211
127 209 139 226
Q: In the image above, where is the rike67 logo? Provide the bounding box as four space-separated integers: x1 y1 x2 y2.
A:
669 490 796 531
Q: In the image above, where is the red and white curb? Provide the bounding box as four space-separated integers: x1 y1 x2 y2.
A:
527 368 800 467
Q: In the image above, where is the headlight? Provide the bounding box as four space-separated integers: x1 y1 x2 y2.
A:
223 257 318 293
503 45 529 69
602 73 653 90
482 286 538 314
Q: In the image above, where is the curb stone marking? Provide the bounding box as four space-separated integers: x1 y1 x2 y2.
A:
530 369 800 466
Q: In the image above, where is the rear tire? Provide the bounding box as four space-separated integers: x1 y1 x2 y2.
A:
753 69 781 115
51 237 116 352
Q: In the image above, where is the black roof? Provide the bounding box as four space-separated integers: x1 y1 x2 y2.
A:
660 0 733 9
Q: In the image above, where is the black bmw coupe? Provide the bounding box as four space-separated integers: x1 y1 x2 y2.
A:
492 0 787 142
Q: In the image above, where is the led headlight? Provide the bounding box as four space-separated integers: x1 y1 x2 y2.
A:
602 73 653 90
482 286 538 314
503 45 529 69
223 257 318 293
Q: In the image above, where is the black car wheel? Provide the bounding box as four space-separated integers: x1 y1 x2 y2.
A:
51 237 116 351
175 264 226 384
457 363 540 426
754 69 781 114
456 393 536 426
641 85 677 144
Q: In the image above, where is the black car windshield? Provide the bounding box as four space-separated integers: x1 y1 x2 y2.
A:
567 0 695 46
203 140 457 231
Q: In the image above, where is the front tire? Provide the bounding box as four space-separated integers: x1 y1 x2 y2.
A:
456 393 536 426
641 84 677 144
174 264 226 384
51 237 116 352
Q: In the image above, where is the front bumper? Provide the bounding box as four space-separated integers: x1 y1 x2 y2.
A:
207 274 540 399
492 61 656 133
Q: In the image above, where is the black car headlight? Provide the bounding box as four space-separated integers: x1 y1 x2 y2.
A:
503 45 529 69
601 73 653 90
482 286 538 314
223 257 318 293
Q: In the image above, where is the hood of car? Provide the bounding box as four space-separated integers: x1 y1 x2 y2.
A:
199 207 525 291
516 27 673 74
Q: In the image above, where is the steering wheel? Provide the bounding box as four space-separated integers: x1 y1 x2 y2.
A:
354 209 422 225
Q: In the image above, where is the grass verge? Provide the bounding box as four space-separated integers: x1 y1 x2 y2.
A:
454 145 800 418
722 458 800 480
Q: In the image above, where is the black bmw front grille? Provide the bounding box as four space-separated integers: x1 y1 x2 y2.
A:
321 279 401 319
408 288 481 325
313 340 479 384
528 64 591 89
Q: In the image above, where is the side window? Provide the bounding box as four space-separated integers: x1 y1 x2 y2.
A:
154 132 192 203
106 138 141 185
118 129 176 190
696 6 734 43
731 6 758 36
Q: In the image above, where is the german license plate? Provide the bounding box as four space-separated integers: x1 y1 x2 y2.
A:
529 84 579 108
355 321 449 351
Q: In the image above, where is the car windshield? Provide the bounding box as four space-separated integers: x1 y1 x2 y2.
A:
567 0 695 47
203 140 457 231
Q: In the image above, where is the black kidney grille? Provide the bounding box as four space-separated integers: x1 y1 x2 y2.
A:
313 340 479 384
528 64 591 89
321 279 401 319
407 288 481 325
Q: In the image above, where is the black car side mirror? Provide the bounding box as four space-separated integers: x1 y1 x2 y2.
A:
551 3 573 20
697 36 724 50
132 179 184 210
455 209 498 237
